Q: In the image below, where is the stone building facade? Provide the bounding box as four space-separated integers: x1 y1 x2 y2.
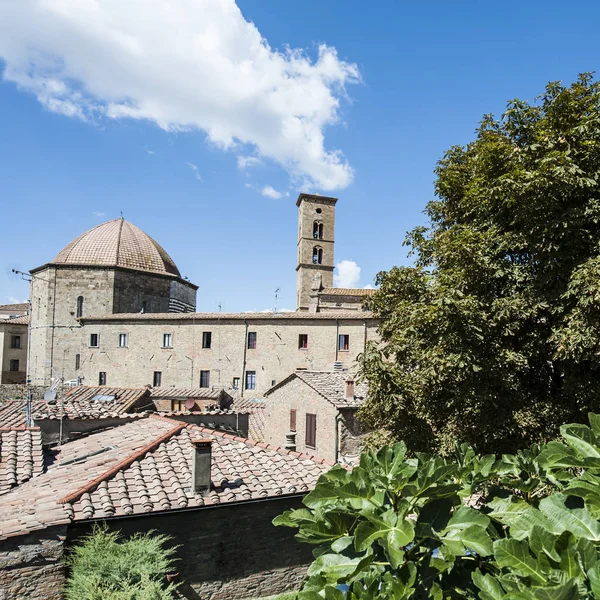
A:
24 193 378 392
264 370 368 463
0 316 28 384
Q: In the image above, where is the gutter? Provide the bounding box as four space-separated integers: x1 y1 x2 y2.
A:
241 319 249 398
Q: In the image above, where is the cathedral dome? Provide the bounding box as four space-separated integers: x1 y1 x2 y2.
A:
52 218 181 276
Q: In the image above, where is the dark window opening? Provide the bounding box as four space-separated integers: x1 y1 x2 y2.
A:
200 370 210 388
313 222 324 239
99 372 107 386
338 334 350 351
75 354 81 370
312 247 323 264
247 331 257 349
290 409 297 432
141 300 147 313
9 359 19 372
76 296 84 318
298 334 308 349
153 371 162 387
202 331 212 349
118 333 128 348
306 413 317 448
162 333 173 348
232 377 240 390
245 370 256 390
315 208 322 214
10 335 21 349
89 333 99 348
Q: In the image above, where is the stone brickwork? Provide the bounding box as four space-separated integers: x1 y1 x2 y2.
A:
0 526 67 600
0 385 48 402
76 314 377 397
66 496 313 600
0 321 28 386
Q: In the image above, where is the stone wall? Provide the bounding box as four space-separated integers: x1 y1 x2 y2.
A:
264 377 339 461
77 315 377 398
0 322 28 386
0 525 67 600
339 407 367 460
66 495 313 599
0 384 49 402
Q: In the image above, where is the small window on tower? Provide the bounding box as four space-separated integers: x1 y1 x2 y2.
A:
298 334 308 349
245 370 256 390
75 354 81 370
247 331 257 349
153 371 162 387
162 333 173 348
89 334 99 348
10 335 20 349
312 247 323 265
76 296 84 318
118 333 128 348
98 372 107 386
338 334 350 351
232 377 240 390
199 370 210 388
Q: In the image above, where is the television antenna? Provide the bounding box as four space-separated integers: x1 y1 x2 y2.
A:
274 288 280 312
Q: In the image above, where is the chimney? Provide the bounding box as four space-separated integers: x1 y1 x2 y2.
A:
191 438 212 495
344 376 355 401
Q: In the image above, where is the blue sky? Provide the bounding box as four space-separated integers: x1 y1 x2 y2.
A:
1 0 599 311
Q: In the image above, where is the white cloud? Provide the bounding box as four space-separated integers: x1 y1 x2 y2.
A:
334 260 361 288
363 284 374 289
0 0 359 190
185 162 202 181
237 155 262 170
144 146 155 155
92 211 105 217
7 296 26 304
260 185 283 199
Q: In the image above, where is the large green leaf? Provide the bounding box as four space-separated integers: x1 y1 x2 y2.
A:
539 495 600 541
307 553 363 582
354 509 414 552
529 525 560 563
560 424 600 459
472 570 506 600
443 523 493 556
494 539 548 584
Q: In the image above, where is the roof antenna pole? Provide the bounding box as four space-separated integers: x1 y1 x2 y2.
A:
274 288 280 313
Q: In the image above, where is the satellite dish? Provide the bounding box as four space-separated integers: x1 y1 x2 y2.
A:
44 390 57 402
185 398 195 410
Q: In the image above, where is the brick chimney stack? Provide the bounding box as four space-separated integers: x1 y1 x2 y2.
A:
345 376 355 401
191 438 212 495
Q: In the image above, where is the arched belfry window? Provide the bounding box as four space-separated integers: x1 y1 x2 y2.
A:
76 296 84 318
312 247 323 265
313 221 323 239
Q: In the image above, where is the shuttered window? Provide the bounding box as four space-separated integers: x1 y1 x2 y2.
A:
290 409 297 431
305 413 317 448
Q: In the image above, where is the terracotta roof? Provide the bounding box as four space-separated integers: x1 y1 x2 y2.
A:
0 415 331 540
0 400 45 428
32 387 150 421
233 398 266 442
265 371 368 409
0 315 29 325
0 428 45 496
320 288 377 297
81 311 375 322
149 387 231 402
47 218 181 277
0 303 29 313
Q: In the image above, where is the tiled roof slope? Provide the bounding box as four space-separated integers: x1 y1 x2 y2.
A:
0 400 45 428
0 428 45 495
0 415 331 540
0 303 29 313
266 371 368 409
0 315 29 325
80 311 375 322
50 218 181 277
233 398 266 442
150 387 231 402
320 288 377 297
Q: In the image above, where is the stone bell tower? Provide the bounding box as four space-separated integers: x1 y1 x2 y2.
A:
296 193 337 310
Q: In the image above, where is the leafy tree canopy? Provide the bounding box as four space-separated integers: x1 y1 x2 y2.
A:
276 413 600 599
360 73 600 454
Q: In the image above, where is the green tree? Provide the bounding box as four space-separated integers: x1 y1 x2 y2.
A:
64 525 178 600
360 73 600 454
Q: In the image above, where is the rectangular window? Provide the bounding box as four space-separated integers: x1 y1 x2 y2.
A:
10 335 21 349
89 333 99 347
99 372 107 386
290 409 297 432
247 331 257 349
162 333 173 348
118 333 128 348
199 370 210 388
202 331 212 349
9 359 19 372
75 354 81 370
153 371 162 387
245 370 256 390
338 334 350 351
171 399 184 411
298 334 308 349
232 377 240 390
306 413 317 448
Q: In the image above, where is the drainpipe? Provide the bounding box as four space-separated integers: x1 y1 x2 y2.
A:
363 319 368 354
335 413 343 463
241 319 248 398
335 319 340 362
